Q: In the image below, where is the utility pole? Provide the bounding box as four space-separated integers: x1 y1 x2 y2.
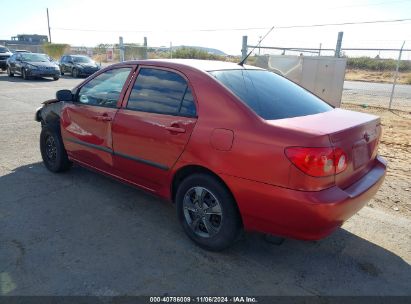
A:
335 31 343 57
318 43 322 56
170 42 172 59
47 8 52 43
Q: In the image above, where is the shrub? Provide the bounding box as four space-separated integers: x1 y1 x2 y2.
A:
347 56 411 72
172 47 223 60
42 43 69 60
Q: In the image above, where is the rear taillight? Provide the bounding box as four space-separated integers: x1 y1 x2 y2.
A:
285 147 347 177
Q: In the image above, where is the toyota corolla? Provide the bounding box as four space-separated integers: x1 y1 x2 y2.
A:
35 59 386 250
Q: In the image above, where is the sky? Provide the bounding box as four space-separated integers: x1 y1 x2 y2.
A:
1 0 410 59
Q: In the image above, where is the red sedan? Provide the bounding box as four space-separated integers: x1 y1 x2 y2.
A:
35 59 386 250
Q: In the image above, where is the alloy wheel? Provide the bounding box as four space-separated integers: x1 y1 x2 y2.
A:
183 186 223 238
45 135 57 164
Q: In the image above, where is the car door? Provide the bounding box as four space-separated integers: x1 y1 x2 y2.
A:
8 54 17 72
60 56 67 72
11 54 22 74
60 66 135 173
15 53 25 75
112 66 198 191
63 56 72 73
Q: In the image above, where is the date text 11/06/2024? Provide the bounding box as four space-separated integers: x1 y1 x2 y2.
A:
149 296 258 303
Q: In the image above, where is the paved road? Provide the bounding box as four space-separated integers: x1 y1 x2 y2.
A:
342 81 411 110
0 72 410 297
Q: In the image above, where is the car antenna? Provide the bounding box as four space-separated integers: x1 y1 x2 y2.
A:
238 26 274 66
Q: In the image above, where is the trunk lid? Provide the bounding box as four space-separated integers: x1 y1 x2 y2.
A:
267 108 381 189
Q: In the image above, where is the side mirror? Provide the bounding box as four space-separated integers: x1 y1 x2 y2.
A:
56 89 73 102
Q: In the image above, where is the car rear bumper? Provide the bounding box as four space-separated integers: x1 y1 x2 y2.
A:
221 155 387 240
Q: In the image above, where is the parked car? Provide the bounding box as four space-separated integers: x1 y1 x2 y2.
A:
12 49 31 53
7 52 60 80
0 45 13 71
59 54 100 78
35 59 386 250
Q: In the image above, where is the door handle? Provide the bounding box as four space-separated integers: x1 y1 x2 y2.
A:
165 126 186 133
94 115 112 121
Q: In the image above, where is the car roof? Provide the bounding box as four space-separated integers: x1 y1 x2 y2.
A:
117 59 262 72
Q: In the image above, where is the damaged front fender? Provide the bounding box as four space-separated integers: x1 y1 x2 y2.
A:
34 98 64 125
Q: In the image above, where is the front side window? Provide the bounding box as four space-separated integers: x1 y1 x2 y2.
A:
126 68 196 116
77 68 132 107
210 69 332 120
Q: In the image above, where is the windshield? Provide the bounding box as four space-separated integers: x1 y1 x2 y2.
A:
210 69 332 120
20 53 50 62
0 47 10 53
73 56 93 63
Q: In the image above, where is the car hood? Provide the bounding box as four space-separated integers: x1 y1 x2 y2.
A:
24 61 58 68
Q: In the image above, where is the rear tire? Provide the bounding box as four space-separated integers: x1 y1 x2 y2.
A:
176 173 242 251
53 76 60 81
40 126 72 173
7 67 14 77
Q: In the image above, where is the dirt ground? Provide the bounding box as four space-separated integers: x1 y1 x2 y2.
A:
342 103 411 218
345 69 411 84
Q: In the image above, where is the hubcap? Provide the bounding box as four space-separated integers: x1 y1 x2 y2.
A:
45 135 57 163
183 186 222 238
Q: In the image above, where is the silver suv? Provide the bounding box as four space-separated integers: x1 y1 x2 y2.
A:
0 45 12 71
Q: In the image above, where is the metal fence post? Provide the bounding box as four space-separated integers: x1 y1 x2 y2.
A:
119 36 125 62
389 41 405 110
143 37 148 59
241 36 248 62
335 32 344 57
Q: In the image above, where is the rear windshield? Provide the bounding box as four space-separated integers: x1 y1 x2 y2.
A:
74 56 93 63
209 69 332 120
0 47 10 53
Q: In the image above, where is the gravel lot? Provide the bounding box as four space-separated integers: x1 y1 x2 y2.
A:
0 72 410 296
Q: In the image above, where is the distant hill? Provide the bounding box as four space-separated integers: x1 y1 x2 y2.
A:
155 45 227 56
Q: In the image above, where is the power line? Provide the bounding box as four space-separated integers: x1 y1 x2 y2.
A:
330 0 411 9
275 18 411 29
52 18 411 33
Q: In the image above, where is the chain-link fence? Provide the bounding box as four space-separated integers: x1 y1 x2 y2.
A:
247 45 411 112
341 50 411 112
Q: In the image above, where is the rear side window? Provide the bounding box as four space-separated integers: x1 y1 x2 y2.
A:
127 68 196 116
210 69 332 120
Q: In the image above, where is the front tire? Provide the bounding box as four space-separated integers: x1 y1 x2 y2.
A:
40 126 72 173
7 67 14 77
72 68 78 78
22 68 28 80
53 76 60 81
176 173 242 251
